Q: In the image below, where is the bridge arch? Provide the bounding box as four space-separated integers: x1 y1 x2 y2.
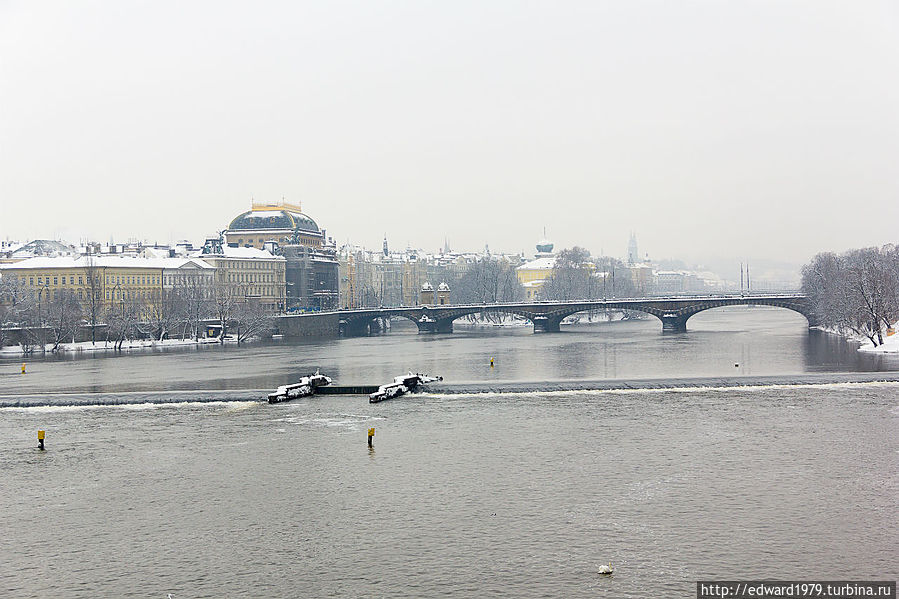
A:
339 311 418 336
628 298 816 332
414 306 541 333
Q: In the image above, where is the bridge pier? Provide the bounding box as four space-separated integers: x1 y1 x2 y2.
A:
660 314 688 333
341 319 374 337
532 315 562 333
416 318 453 334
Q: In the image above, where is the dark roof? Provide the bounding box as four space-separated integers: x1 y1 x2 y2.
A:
11 239 78 257
228 210 319 233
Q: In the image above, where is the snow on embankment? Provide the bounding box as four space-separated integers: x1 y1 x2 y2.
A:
858 324 899 354
0 337 223 357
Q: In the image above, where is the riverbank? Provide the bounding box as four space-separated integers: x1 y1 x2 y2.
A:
858 327 899 354
815 321 899 354
0 336 225 356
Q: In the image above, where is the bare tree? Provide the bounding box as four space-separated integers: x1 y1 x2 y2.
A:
802 245 899 346
83 255 104 344
105 296 144 350
844 246 899 345
454 258 523 304
45 290 82 353
211 280 245 342
541 247 594 301
233 299 272 344
173 275 209 341
595 256 637 299
20 288 53 354
0 276 33 349
145 286 180 341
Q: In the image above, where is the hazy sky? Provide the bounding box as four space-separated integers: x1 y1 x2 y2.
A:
1 0 897 266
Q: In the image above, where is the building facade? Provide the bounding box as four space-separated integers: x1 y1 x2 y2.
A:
0 255 215 311
224 200 339 311
197 239 286 312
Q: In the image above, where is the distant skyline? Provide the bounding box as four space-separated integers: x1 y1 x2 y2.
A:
2 1 897 267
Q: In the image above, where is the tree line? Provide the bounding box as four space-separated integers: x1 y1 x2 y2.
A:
0 276 273 354
801 244 899 347
539 247 637 301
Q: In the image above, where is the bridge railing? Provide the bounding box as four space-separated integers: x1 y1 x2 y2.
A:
324 293 805 316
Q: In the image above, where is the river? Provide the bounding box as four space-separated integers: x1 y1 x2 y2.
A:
1 307 897 598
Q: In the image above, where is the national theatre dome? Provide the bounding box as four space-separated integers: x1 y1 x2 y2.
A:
228 207 319 233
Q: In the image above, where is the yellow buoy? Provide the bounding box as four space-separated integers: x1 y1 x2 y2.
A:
21 363 26 374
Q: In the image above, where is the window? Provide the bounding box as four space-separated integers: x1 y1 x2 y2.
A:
70 277 74 284
30 277 34 285
79 276 83 284
53 277 58 285
61 277 66 285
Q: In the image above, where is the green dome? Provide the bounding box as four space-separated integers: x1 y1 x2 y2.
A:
228 210 319 233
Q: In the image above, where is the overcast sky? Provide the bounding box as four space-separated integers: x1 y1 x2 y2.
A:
1 0 897 266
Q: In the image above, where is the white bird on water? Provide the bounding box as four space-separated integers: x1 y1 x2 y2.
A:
598 562 614 575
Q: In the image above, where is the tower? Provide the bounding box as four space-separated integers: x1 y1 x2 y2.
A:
382 235 389 257
436 282 451 305
420 281 434 305
627 233 639 265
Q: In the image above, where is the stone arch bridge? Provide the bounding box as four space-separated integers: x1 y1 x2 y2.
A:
335 294 814 336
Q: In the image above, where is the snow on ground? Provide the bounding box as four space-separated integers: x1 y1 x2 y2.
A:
858 324 899 354
0 337 225 356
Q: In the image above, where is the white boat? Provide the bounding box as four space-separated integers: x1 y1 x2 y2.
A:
369 372 443 403
268 370 332 403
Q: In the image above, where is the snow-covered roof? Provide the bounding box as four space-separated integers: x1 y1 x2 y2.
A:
8 239 78 258
656 270 688 277
0 256 214 270
517 257 556 270
194 246 283 260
